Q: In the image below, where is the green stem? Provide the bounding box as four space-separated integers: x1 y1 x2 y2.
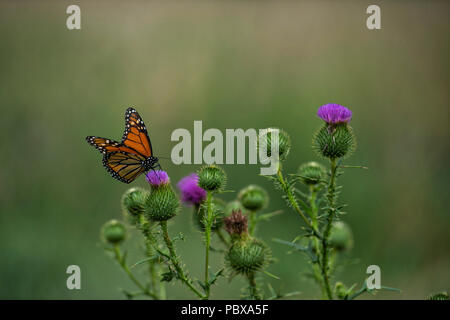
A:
149 263 158 298
159 275 167 300
159 221 205 299
139 216 163 299
203 191 213 299
247 272 261 300
348 287 367 300
309 186 326 298
249 210 257 235
321 158 338 300
276 168 322 239
113 245 158 300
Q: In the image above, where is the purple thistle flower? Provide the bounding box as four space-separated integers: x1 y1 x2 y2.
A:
177 173 207 205
146 170 170 186
317 104 352 124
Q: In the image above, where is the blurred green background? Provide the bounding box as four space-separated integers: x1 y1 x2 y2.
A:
0 0 449 299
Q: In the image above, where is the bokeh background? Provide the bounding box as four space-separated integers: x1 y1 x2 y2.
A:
0 0 449 299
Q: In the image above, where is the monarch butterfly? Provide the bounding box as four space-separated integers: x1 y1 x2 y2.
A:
86 107 160 184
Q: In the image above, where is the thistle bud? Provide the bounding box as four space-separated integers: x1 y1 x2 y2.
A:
258 128 291 161
427 292 449 300
101 219 127 245
329 221 353 252
313 104 356 159
298 161 326 186
144 170 179 221
226 237 271 276
197 165 226 192
238 185 268 211
193 198 226 231
313 124 356 159
121 187 149 225
225 200 247 216
334 282 351 300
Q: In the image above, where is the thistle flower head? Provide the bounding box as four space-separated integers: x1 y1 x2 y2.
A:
224 210 248 236
145 170 169 187
238 185 268 211
101 219 127 245
144 171 179 221
317 103 352 124
197 165 226 192
177 173 207 205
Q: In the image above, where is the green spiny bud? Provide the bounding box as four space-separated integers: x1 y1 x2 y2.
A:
238 185 268 211
427 292 449 300
329 221 354 252
298 161 326 185
145 183 179 222
313 123 356 159
226 237 271 275
197 165 226 192
101 219 127 245
258 128 291 161
334 282 351 300
121 187 150 225
225 200 247 216
193 198 226 231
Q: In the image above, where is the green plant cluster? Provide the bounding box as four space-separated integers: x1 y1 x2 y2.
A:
98 110 409 300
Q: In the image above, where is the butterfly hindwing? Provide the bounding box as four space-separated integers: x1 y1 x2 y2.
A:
102 152 147 184
122 108 153 158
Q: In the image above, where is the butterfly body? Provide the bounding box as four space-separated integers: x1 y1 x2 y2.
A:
86 108 160 184
142 156 159 171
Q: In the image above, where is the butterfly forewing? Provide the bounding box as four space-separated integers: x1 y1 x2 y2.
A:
86 136 137 155
122 108 153 158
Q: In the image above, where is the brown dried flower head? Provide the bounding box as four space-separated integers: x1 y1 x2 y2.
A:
224 210 248 236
